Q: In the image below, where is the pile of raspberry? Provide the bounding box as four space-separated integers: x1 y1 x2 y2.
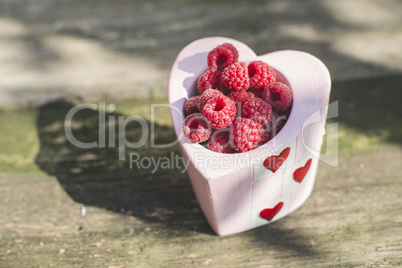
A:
182 43 293 153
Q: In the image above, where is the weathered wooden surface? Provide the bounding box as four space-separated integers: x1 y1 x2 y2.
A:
1 0 402 266
1 0 402 108
1 77 402 267
1 146 401 267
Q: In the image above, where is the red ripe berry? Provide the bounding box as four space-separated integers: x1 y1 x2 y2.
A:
216 79 230 95
230 117 264 152
184 96 200 115
221 62 250 92
208 130 235 154
248 61 276 90
227 90 255 107
197 68 226 94
182 113 211 143
203 94 236 129
262 82 293 112
207 43 239 70
198 89 223 112
259 131 272 146
242 97 273 126
248 88 263 98
228 90 255 115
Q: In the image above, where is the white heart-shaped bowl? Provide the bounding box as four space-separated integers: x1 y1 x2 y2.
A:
169 37 331 235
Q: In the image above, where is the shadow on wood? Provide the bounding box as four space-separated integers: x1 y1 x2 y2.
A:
248 222 324 259
330 75 402 146
34 99 215 234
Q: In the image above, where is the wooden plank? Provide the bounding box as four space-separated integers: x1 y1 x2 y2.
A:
1 145 401 267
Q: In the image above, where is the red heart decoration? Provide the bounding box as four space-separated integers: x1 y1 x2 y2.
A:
293 158 312 183
259 202 284 221
263 147 290 172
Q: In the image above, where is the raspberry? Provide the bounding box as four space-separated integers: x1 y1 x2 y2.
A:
202 94 236 129
228 90 255 115
248 61 276 90
242 97 273 126
262 82 293 112
208 130 235 154
216 79 229 95
221 62 250 91
198 89 223 112
230 117 264 152
207 43 239 70
184 96 200 115
182 113 211 143
259 131 272 146
248 88 263 98
268 112 288 136
197 68 221 94
227 90 255 107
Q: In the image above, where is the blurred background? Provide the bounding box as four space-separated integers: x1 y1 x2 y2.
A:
1 0 402 107
1 0 402 267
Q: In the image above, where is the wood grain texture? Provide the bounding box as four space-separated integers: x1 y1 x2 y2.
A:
1 145 401 267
